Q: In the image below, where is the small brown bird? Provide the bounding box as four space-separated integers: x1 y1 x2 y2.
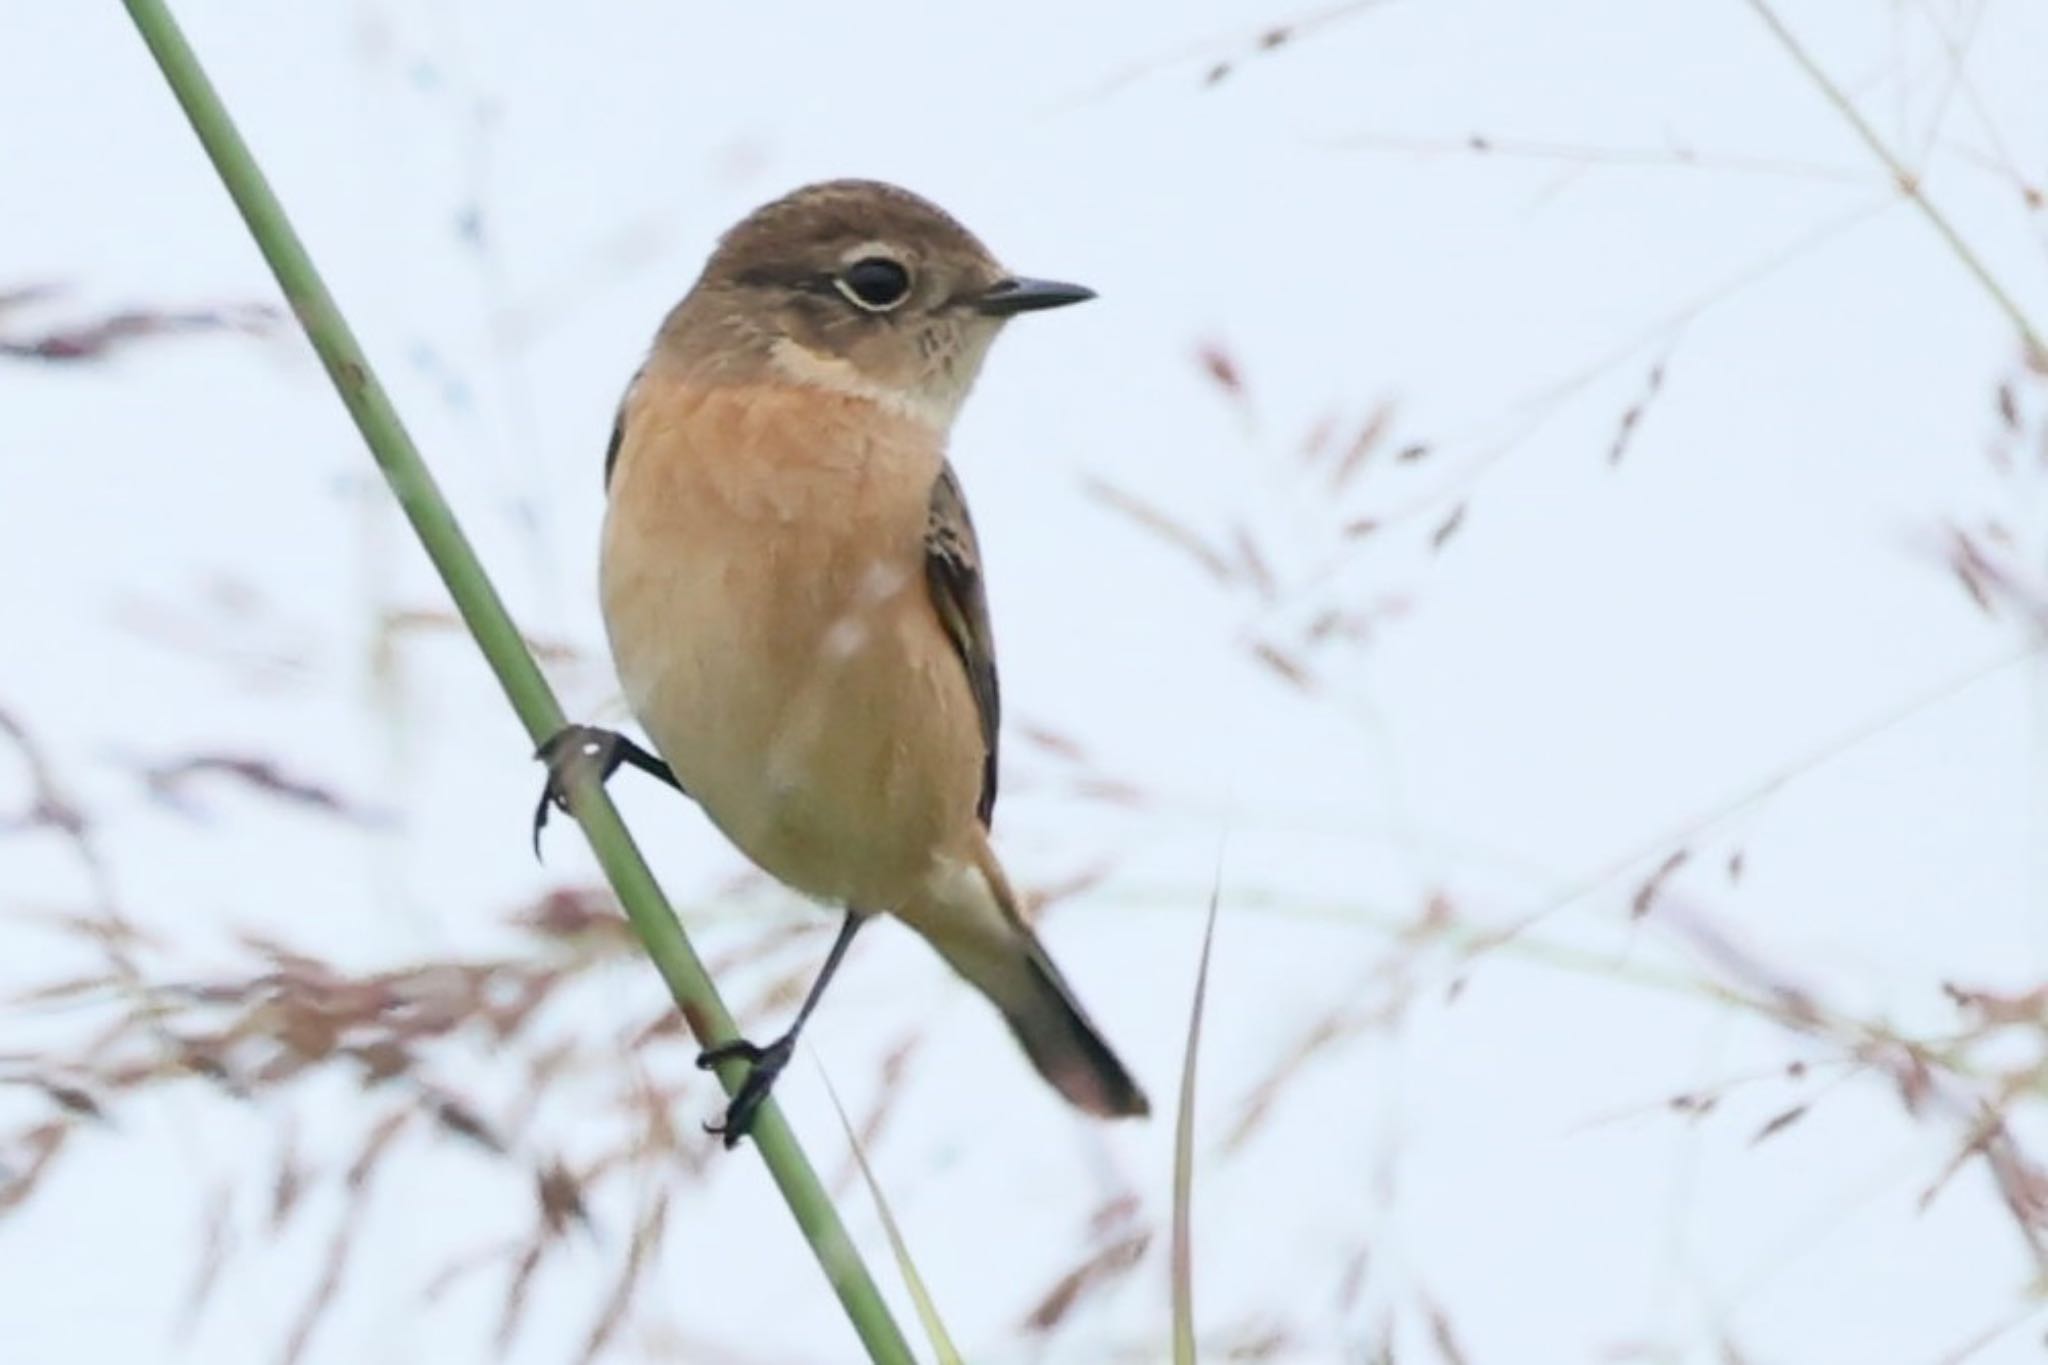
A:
538 179 1150 1144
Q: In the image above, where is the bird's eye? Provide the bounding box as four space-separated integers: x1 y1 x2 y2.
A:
836 257 912 312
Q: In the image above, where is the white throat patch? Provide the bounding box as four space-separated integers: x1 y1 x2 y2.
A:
767 337 961 430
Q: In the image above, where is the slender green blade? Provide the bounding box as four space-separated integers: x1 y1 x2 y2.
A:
1173 870 1224 1365
823 1068 961 1365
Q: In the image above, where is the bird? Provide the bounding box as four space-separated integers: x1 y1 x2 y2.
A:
536 179 1150 1146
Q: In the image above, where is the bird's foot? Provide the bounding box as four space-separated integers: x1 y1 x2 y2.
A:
530 724 683 858
697 1031 797 1149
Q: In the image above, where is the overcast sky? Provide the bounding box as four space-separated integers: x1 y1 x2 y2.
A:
6 2 2048 1362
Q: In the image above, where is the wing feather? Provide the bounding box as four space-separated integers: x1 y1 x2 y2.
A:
924 462 1001 826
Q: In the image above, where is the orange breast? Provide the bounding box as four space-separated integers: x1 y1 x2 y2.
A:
598 374 986 909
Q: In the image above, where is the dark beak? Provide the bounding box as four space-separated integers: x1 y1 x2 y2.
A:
975 276 1096 316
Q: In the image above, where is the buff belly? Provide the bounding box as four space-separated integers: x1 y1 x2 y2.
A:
597 382 985 913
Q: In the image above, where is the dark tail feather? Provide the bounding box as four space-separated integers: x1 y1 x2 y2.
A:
917 844 1150 1119
997 929 1151 1119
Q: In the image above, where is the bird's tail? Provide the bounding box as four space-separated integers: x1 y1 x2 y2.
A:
908 839 1150 1119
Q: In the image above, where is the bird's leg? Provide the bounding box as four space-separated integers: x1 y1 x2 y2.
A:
700 911 865 1148
531 723 686 857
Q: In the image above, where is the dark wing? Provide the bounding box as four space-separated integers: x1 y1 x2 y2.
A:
925 461 1001 827
602 368 642 490
603 411 625 489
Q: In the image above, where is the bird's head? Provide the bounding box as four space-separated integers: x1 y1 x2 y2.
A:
663 179 1093 429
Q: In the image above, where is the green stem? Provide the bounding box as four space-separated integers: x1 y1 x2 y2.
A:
114 3 914 1360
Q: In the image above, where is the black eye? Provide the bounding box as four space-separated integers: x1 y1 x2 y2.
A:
836 257 912 311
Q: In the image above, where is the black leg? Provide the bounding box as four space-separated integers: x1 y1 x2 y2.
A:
699 911 865 1149
531 723 686 858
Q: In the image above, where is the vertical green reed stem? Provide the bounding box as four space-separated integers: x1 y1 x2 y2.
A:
114 3 914 1360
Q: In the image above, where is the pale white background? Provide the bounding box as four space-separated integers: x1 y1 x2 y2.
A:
4 1 2048 1361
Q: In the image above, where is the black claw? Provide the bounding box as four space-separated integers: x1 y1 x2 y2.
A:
697 1037 771 1069
691 914 862 1149
697 1033 795 1149
531 725 608 859
530 724 686 859
531 786 553 860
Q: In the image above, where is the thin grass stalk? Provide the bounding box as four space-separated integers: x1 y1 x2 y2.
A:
823 1068 964 1365
113 3 914 1359
1171 870 1224 1365
1742 0 2047 368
